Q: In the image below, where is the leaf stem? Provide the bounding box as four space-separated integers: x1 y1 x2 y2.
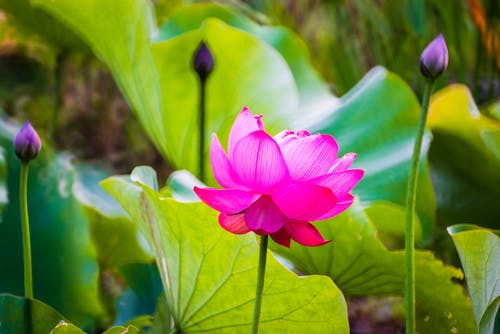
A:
251 235 268 334
20 161 33 299
405 79 434 333
198 79 206 183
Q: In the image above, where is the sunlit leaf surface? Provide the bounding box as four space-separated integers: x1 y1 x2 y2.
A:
102 167 349 333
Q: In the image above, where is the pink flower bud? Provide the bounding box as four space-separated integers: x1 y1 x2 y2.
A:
420 34 449 80
14 121 41 162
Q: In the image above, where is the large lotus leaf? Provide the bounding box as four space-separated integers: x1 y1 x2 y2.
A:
448 224 500 334
272 200 477 333
428 85 500 229
102 167 349 333
31 0 166 158
157 2 339 118
0 294 66 334
304 67 435 243
73 164 152 269
0 121 103 329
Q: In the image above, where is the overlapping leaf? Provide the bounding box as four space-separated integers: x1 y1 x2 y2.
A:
271 200 476 333
102 167 349 333
73 164 152 268
428 85 500 229
0 294 66 334
448 224 500 334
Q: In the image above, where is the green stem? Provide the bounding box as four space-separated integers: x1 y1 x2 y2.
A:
20 161 33 299
405 79 434 334
251 235 268 334
198 79 206 183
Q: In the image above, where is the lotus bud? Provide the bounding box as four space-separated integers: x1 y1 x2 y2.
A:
420 34 449 80
193 41 214 81
14 121 41 162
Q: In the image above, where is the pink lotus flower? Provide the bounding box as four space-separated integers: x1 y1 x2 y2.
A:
194 107 363 247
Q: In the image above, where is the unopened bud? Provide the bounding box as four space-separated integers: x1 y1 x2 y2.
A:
193 41 214 81
420 34 448 80
14 121 41 162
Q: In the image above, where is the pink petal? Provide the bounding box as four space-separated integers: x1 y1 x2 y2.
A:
228 107 264 157
315 194 354 220
329 153 357 173
219 213 250 234
270 227 291 248
285 219 330 247
310 169 364 198
193 187 258 214
210 134 240 188
271 181 336 221
244 195 287 234
280 133 339 181
230 131 289 193
273 130 310 147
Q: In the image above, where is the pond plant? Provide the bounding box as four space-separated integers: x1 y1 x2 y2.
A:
0 1 498 334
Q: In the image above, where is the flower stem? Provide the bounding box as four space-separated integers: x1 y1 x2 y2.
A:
20 161 33 299
198 79 206 183
251 235 268 334
405 79 434 334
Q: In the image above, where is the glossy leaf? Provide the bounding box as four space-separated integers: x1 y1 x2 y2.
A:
272 200 477 333
0 121 103 329
0 294 66 334
448 224 500 334
102 167 349 333
74 164 152 268
428 85 500 229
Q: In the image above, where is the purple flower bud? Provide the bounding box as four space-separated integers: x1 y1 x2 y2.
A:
193 41 214 81
14 121 41 162
420 34 449 80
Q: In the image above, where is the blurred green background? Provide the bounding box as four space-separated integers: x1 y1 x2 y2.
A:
0 0 498 178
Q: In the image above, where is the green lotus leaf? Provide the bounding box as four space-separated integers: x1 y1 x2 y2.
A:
0 293 66 334
272 200 477 333
102 166 349 333
428 85 500 229
448 224 500 334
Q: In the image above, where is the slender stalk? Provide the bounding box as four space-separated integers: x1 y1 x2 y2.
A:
198 79 206 183
251 235 268 334
405 79 434 334
19 161 33 299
